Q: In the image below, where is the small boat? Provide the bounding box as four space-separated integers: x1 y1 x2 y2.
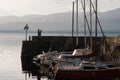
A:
54 0 120 79
33 51 59 66
33 50 73 66
54 49 120 80
55 60 120 80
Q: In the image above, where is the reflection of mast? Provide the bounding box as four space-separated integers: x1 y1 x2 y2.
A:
76 0 78 47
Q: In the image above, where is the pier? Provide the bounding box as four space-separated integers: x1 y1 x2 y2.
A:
20 0 120 79
21 35 120 60
21 34 120 80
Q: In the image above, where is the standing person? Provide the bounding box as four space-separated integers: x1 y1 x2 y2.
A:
38 29 42 37
24 24 29 41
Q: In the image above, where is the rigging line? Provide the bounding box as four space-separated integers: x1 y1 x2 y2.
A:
81 0 94 49
48 37 55 51
62 38 68 51
63 37 72 51
91 1 112 54
83 0 87 49
81 0 91 35
58 37 66 52
84 0 91 12
90 0 93 50
91 2 105 37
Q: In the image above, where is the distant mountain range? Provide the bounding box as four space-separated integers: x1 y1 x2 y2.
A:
0 8 120 32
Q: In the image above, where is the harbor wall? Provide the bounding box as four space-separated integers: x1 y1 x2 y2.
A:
21 36 120 59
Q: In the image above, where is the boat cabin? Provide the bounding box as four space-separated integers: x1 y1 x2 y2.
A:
79 61 119 71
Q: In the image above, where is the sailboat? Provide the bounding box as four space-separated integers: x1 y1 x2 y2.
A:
55 0 120 80
55 48 120 80
55 60 120 80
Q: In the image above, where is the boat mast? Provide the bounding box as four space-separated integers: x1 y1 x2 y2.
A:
76 0 79 47
90 0 92 50
81 0 91 49
72 1 75 49
95 0 98 37
72 1 74 37
84 0 87 49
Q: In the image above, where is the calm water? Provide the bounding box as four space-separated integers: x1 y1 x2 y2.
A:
0 31 119 80
0 32 40 80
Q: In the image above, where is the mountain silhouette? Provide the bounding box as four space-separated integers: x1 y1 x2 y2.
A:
0 8 120 32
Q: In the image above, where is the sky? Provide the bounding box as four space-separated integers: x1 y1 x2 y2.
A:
0 0 120 16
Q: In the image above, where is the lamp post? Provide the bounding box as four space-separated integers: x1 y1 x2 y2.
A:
24 24 29 41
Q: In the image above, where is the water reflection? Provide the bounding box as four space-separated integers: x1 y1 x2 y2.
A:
21 57 44 80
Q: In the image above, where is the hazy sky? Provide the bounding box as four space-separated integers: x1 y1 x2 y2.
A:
0 0 120 16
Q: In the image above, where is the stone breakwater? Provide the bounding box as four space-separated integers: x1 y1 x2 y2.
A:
21 36 120 61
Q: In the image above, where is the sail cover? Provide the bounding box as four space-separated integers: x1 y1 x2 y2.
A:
71 49 95 58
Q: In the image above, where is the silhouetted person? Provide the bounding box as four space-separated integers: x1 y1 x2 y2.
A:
24 24 29 41
37 29 42 37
